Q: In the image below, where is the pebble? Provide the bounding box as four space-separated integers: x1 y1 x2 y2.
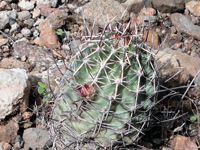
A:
0 142 12 150
33 29 39 37
8 10 17 20
18 0 35 11
10 23 20 32
21 28 32 37
24 19 35 26
18 11 31 20
0 1 7 10
67 4 78 9
23 128 51 149
32 8 41 18
170 26 177 34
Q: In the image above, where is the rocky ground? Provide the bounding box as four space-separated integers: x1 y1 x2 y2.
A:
1 0 200 149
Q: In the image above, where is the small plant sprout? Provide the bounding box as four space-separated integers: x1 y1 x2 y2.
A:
190 115 197 122
37 82 53 102
56 28 64 36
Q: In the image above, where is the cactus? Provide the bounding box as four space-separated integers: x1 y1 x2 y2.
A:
50 22 158 149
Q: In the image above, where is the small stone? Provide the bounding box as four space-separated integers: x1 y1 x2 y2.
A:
24 19 35 27
0 120 19 143
21 55 27 62
74 7 82 14
170 26 177 34
33 29 39 37
67 3 78 9
0 142 12 150
23 128 51 149
21 28 32 37
38 26 60 49
51 0 58 7
18 0 35 11
32 8 41 18
186 1 200 16
22 111 33 120
0 38 8 46
18 11 31 20
137 8 157 25
8 10 17 20
61 44 70 51
10 23 19 32
142 29 160 49
11 3 18 10
0 1 7 10
0 11 9 29
36 0 51 8
16 33 23 38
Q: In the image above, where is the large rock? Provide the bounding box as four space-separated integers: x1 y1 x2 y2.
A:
157 48 200 86
0 68 30 120
152 0 185 13
171 13 200 40
82 0 129 28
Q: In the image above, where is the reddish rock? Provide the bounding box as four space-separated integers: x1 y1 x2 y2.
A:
137 8 157 25
38 26 60 49
39 9 68 30
0 120 19 144
142 29 160 49
186 1 200 16
40 7 57 17
170 135 198 150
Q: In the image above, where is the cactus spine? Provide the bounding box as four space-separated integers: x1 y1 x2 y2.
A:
50 22 158 149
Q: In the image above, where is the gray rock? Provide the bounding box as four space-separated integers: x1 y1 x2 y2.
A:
23 128 51 150
82 0 129 28
152 0 185 13
0 11 9 29
10 22 20 32
21 28 32 37
24 19 35 27
18 11 31 20
0 68 30 120
0 120 19 143
18 0 35 10
122 0 145 14
8 10 17 20
171 13 200 40
51 0 58 7
33 29 39 37
13 40 54 69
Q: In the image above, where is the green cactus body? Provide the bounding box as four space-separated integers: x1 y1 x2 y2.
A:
51 24 157 149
